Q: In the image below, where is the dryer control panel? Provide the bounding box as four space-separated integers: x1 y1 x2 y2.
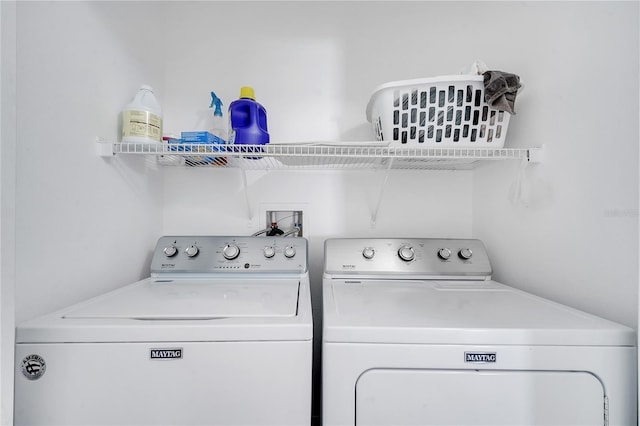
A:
324 238 491 278
151 236 308 275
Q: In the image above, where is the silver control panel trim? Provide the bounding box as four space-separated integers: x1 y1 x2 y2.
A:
151 236 308 275
323 238 491 278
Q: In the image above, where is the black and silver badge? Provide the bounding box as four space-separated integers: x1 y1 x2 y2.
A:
150 348 183 360
21 354 46 380
464 352 497 363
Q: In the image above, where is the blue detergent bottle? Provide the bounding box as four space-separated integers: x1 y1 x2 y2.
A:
229 86 270 145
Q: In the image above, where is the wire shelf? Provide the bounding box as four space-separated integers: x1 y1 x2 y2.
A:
108 142 537 170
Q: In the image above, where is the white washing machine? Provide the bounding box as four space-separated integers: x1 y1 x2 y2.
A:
15 236 313 426
322 238 637 426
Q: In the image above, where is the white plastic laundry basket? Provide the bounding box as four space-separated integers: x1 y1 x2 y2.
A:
366 75 511 148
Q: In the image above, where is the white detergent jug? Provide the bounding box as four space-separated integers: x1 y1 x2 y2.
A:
121 85 163 143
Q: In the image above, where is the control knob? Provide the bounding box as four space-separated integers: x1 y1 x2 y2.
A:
223 244 240 260
284 246 296 258
437 248 452 260
362 247 375 260
398 245 415 262
185 245 199 258
263 246 276 258
163 245 178 257
458 248 473 260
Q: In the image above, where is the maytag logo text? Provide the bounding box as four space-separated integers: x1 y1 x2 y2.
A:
464 352 497 363
150 348 183 360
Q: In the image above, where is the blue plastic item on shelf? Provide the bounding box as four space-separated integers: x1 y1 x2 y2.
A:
229 86 269 146
169 132 227 166
181 131 224 144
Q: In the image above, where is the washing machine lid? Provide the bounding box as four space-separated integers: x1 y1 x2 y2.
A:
323 279 635 346
17 277 312 343
63 278 300 320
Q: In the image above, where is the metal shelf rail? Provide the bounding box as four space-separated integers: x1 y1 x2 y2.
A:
102 142 540 171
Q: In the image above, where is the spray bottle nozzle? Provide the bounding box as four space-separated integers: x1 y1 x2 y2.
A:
209 91 224 117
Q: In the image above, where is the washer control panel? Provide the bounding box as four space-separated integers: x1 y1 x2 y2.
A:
324 238 491 277
151 236 307 274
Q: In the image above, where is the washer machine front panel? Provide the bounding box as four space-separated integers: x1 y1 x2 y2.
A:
15 236 313 426
15 339 312 426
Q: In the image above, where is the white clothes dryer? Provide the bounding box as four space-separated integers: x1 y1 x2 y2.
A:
15 236 313 426
322 238 636 426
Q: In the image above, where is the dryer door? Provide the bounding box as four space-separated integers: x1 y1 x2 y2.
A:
356 369 604 425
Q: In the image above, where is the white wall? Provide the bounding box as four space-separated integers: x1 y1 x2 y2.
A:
160 1 539 142
0 1 16 424
14 1 167 324
473 2 639 329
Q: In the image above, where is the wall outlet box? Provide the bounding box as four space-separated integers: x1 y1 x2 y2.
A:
265 210 303 237
259 203 309 238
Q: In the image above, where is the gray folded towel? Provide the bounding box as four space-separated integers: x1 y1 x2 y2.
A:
483 71 521 114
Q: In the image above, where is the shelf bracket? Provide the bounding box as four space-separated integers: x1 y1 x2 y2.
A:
96 137 115 157
371 157 394 227
240 168 253 220
527 145 545 163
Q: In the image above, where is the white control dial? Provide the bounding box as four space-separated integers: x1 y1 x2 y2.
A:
362 247 375 259
437 248 452 260
263 246 276 258
398 245 415 262
164 245 178 257
223 244 240 260
458 248 473 260
284 246 296 258
185 245 199 257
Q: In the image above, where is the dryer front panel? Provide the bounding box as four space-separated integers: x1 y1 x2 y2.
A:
356 369 604 425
